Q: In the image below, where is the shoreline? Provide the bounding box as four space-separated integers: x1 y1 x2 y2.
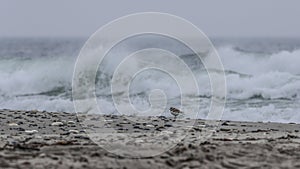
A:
1 109 300 168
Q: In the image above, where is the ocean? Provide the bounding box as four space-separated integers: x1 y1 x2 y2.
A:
0 37 300 123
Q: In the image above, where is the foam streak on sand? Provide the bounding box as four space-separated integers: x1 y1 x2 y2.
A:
1 109 300 168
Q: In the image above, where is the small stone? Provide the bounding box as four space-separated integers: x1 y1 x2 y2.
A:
164 124 173 127
8 123 18 126
67 121 76 125
220 128 231 132
161 130 173 134
35 135 42 139
133 125 141 129
68 130 79 134
25 130 38 134
120 121 130 124
0 141 7 148
51 122 64 126
31 110 38 113
146 124 154 128
135 139 144 143
221 138 234 141
222 121 229 126
39 153 46 158
188 160 201 167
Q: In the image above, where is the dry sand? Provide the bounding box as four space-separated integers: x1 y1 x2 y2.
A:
1 109 300 168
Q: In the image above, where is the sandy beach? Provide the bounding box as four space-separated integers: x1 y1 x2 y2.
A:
0 109 300 169
1 0 300 168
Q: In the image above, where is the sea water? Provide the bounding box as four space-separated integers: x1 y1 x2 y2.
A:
0 37 299 123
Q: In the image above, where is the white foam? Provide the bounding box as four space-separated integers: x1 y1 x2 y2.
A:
0 56 74 96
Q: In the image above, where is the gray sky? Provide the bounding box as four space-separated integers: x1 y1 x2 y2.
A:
1 0 300 38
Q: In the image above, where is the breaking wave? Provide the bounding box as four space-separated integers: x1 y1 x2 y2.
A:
0 38 300 123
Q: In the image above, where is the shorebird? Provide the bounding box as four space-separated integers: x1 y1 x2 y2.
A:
169 107 184 118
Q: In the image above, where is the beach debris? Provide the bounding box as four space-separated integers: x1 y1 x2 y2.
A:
169 107 184 118
51 122 64 126
25 130 38 134
8 123 18 126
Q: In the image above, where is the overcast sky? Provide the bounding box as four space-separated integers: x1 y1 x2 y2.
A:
1 0 300 38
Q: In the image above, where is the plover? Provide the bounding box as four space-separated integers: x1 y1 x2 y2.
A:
169 107 184 118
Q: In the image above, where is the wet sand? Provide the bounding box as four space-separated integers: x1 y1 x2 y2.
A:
1 109 300 169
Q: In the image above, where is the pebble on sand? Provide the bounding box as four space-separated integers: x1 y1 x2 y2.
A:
67 121 76 125
51 122 64 126
8 123 19 126
68 130 79 134
25 130 38 134
146 124 155 128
